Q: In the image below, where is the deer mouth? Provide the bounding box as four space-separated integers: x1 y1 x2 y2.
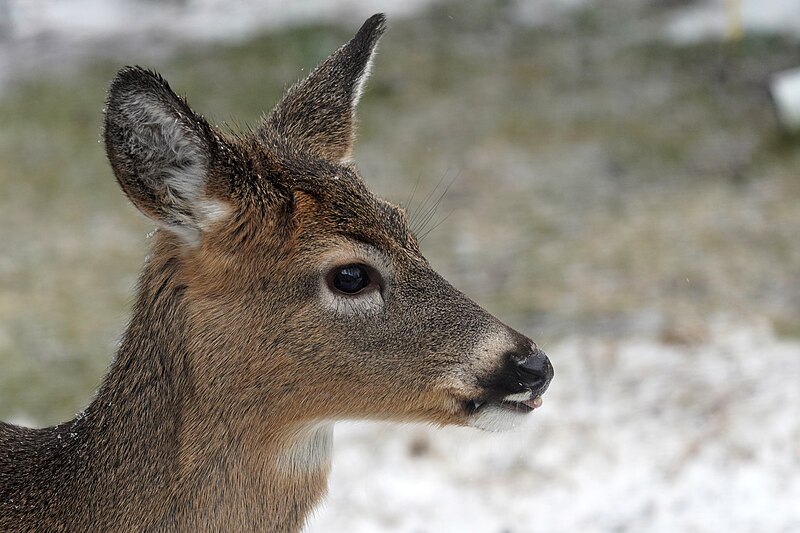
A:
465 391 545 432
467 394 543 415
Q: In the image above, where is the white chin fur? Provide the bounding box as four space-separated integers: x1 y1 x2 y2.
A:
467 404 529 432
503 390 533 402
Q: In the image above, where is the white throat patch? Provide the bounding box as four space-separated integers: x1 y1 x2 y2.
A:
276 423 334 474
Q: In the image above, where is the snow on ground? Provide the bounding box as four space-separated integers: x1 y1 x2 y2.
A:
309 320 800 533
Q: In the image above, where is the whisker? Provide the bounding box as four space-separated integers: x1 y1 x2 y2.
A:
416 170 459 236
418 208 455 242
403 173 422 217
411 163 451 231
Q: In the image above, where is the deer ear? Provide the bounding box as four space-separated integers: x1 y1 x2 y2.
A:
262 13 386 163
104 67 227 245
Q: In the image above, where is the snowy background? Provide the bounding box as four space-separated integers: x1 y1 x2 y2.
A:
1 1 799 532
314 320 800 532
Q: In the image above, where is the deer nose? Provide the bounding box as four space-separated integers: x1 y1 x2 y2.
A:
513 346 553 397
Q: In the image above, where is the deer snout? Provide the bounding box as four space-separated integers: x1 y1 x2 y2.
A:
465 333 554 432
512 345 553 398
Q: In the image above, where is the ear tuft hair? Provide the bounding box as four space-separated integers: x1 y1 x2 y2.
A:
104 66 225 244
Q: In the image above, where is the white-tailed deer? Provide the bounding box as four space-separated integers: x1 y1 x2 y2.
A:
0 14 553 532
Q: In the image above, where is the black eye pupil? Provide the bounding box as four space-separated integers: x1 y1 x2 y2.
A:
333 265 369 294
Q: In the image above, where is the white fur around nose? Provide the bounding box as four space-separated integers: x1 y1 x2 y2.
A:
471 327 515 370
465 328 533 432
468 405 528 432
503 391 533 402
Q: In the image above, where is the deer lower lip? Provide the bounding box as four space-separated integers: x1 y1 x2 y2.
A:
499 396 543 413
469 396 543 415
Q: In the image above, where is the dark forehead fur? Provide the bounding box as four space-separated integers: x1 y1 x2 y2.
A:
229 129 415 253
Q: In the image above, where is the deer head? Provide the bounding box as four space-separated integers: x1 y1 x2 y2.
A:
103 14 553 439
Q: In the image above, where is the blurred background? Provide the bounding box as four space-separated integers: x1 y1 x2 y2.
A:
1 0 799 531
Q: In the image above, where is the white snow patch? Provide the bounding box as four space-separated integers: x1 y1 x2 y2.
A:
308 319 800 532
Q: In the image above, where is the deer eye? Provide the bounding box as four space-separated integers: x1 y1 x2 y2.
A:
328 264 372 295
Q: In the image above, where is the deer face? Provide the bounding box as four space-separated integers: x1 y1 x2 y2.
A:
103 15 552 433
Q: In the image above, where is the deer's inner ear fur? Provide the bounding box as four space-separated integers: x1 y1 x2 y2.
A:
261 14 386 164
104 67 229 245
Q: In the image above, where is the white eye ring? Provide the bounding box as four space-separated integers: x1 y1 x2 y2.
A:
316 243 391 317
320 271 385 317
324 289 384 317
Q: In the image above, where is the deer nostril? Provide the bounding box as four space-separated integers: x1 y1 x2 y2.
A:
515 348 553 396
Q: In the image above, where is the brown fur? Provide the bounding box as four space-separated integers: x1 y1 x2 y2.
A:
0 14 552 532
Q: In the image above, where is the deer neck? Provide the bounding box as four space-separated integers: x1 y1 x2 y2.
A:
70 249 333 531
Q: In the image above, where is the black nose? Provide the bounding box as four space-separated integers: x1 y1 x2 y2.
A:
514 346 553 397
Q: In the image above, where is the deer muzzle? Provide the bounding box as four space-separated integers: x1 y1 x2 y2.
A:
515 346 554 399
